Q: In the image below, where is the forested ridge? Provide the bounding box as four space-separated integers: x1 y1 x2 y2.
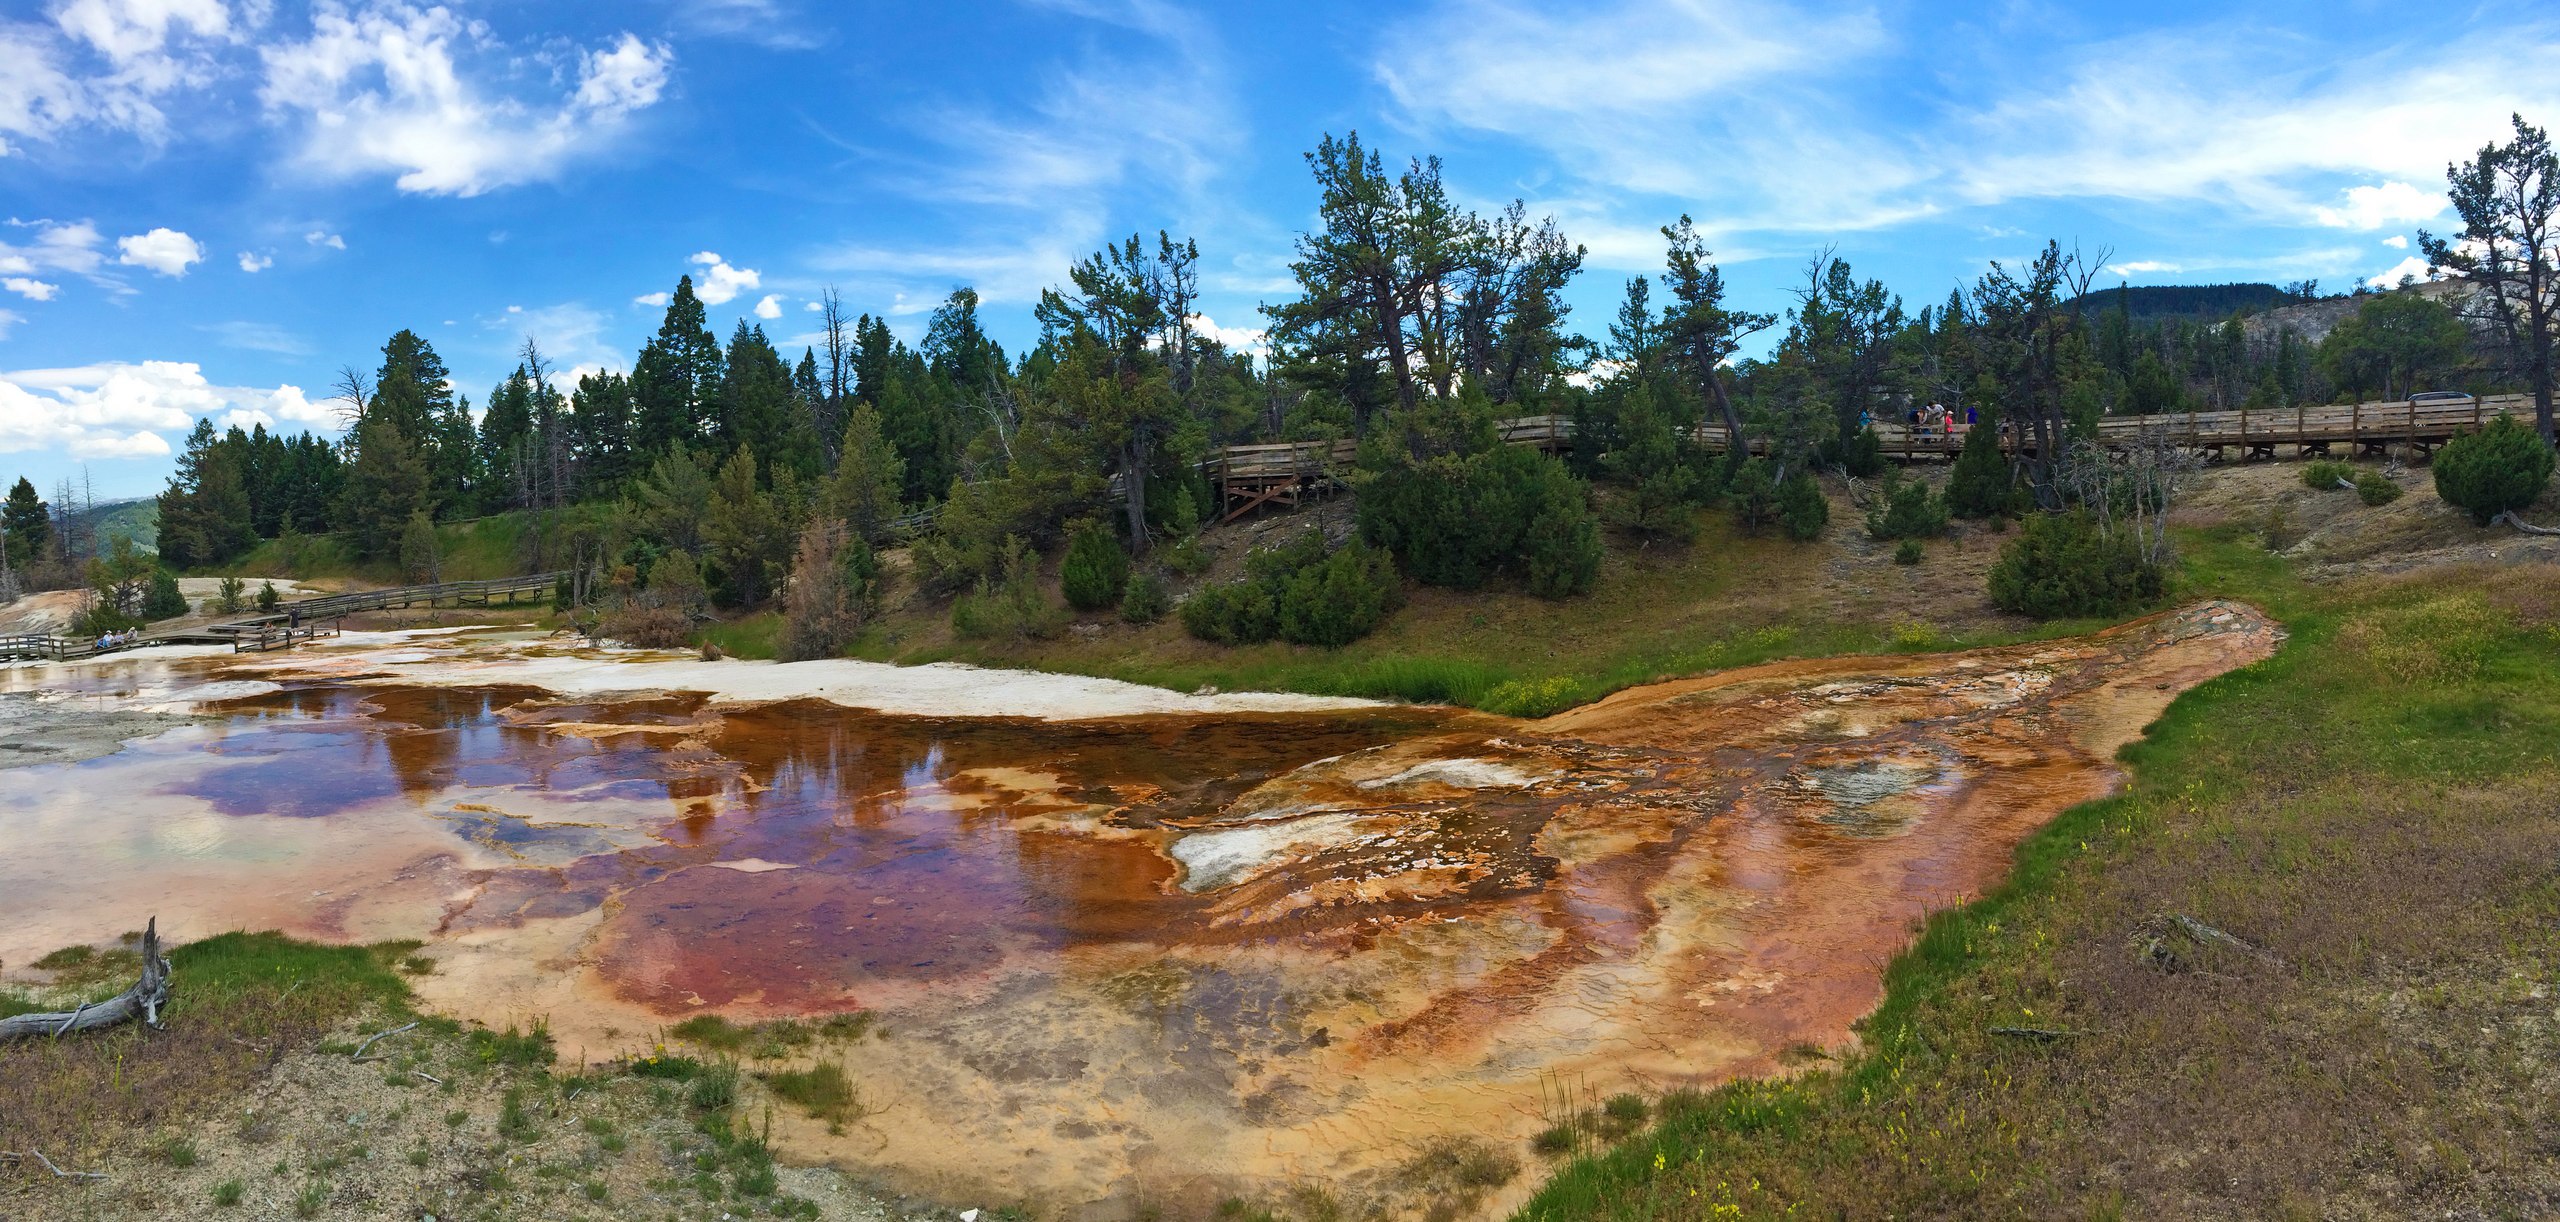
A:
7 119 2559 651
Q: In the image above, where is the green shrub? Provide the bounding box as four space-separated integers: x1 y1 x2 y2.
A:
1479 675 1584 718
1894 538 1924 565
951 538 1067 642
1779 471 1828 541
1181 531 1403 648
141 568 187 620
1276 541 1403 648
71 604 146 637
2354 469 2404 506
1162 534 1213 576
1944 414 2013 518
2302 458 2355 490
1865 475 1949 540
256 580 281 612
1987 512 2165 619
1358 443 1600 598
1727 458 1778 532
1179 580 1279 645
2434 414 2553 525
215 574 245 615
1832 425 1886 478
1119 570 1171 624
1059 524 1130 612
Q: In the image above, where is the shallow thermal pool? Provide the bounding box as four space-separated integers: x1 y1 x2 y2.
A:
0 604 2280 1217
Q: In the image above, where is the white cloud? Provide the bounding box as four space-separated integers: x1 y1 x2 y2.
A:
0 361 336 460
259 5 675 197
573 33 671 116
633 290 670 307
2382 234 2409 249
54 0 233 65
3 277 59 300
688 251 759 305
0 219 106 279
2366 255 2436 288
487 302 625 389
0 309 21 339
824 2 1240 306
115 226 201 276
1378 0 1909 237
1188 311 1265 355
802 299 821 311
752 293 783 320
200 320 313 356
237 250 271 271
1377 2 2560 254
303 229 344 249
2105 260 2183 276
0 0 233 151
2314 181 2446 230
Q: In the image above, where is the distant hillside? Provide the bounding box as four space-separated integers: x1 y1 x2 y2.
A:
2074 282 2297 325
77 498 159 554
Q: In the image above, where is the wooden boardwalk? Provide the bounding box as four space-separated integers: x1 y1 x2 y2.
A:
0 571 564 663
1212 394 2527 522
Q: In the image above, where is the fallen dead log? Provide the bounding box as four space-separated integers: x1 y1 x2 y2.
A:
351 1021 418 1062
0 1150 106 1181
1989 1026 2082 1041
2497 510 2560 536
0 918 169 1041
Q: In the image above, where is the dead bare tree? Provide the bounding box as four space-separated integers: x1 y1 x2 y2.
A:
0 918 169 1040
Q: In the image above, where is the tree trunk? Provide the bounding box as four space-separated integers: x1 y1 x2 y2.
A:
1708 371 1748 453
0 918 169 1040
1121 440 1150 554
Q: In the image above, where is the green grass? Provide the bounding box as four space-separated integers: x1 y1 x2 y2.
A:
0 932 418 1164
762 1062 862 1123
857 505 2099 716
1515 530 2560 1218
696 612 785 660
228 511 539 583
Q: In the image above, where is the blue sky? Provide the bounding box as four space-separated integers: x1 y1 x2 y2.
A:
3 0 2556 499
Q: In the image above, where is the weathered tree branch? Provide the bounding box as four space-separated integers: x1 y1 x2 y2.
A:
0 918 169 1041
2497 510 2560 536
351 1021 418 1062
0 1150 107 1181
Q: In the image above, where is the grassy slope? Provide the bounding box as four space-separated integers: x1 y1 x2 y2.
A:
1511 528 2560 1219
827 494 2109 715
227 514 538 585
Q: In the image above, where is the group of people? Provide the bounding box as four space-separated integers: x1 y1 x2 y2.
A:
1854 402 1980 440
94 629 136 652
1908 402 1976 439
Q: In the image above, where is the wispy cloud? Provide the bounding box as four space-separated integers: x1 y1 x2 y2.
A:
200 320 315 357
259 6 674 197
815 0 1241 305
1378 0 2560 262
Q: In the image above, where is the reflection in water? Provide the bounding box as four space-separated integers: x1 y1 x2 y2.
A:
0 602 2281 1218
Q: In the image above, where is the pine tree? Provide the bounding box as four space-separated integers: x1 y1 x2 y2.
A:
571 371 636 492
823 403 905 543
338 415 433 560
3 476 49 570
718 321 812 477
1945 408 2014 518
1599 381 1705 540
633 276 725 455
1779 470 1829 541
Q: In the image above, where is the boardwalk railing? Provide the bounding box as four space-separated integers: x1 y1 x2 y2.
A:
0 571 567 663
247 571 567 628
1209 395 2526 521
